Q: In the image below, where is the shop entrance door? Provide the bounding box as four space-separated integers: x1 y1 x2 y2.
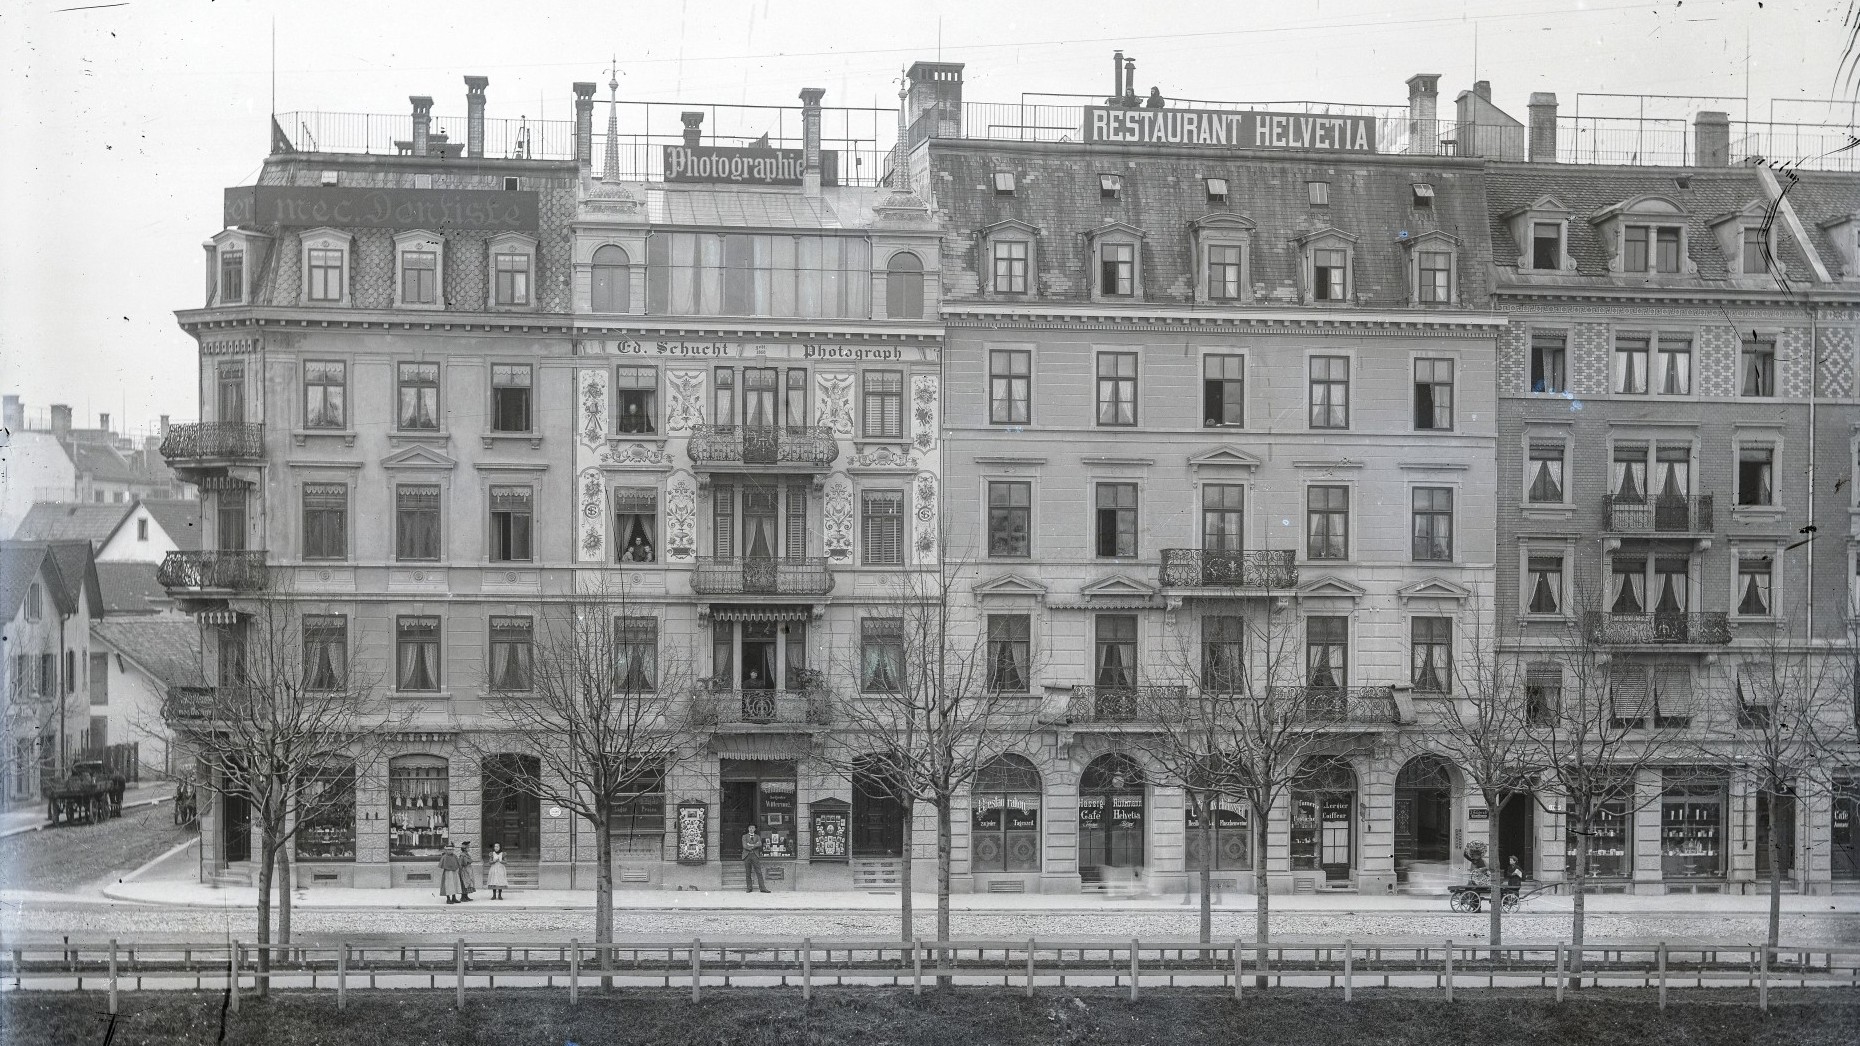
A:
851 764 907 858
480 755 542 860
1394 756 1454 882
1291 759 1357 884
1497 792 1536 877
721 782 757 861
1078 754 1146 882
223 790 251 863
719 759 799 861
1834 781 1859 881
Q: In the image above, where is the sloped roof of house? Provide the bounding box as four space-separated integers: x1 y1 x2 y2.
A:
95 562 171 616
91 619 204 689
14 502 132 545
136 499 203 552
0 540 102 622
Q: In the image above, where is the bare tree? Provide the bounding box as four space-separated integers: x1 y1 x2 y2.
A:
161 593 391 995
460 577 702 978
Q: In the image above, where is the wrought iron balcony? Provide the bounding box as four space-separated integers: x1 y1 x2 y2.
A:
692 556 832 596
1160 549 1298 589
1603 495 1714 534
1268 685 1401 725
698 688 833 728
159 422 265 466
1067 685 1188 724
687 425 839 469
157 550 268 593
1584 611 1731 645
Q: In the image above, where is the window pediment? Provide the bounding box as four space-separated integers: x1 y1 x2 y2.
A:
1080 574 1155 599
1296 226 1358 248
1592 194 1689 223
1401 230 1459 249
1296 575 1366 601
1085 221 1147 242
1188 445 1263 471
979 218 1040 239
974 573 1049 599
1397 576 1472 603
1500 195 1573 222
1189 213 1256 234
381 444 458 470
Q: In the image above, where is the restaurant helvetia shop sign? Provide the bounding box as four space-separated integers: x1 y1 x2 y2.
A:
1083 107 1378 153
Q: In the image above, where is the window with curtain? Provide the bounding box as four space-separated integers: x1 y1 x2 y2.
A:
1612 443 1649 502
1206 245 1243 300
1527 442 1565 503
1412 358 1454 430
886 251 924 319
1656 335 1692 395
971 755 1042 872
993 239 1029 293
986 614 1031 693
1530 330 1567 394
304 360 347 429
614 617 657 692
1093 615 1137 687
493 252 531 305
861 490 904 566
1524 663 1561 724
489 486 533 562
989 349 1032 425
1417 250 1451 302
1306 485 1348 560
614 487 658 563
860 618 904 692
397 362 440 430
712 366 736 427
591 244 630 313
1202 614 1245 692
1308 355 1349 428
1610 555 1646 614
307 247 345 301
302 483 348 560
785 369 809 430
1200 483 1244 552
401 249 438 305
615 366 659 434
1410 617 1451 693
863 371 903 438
488 616 533 692
1654 443 1691 498
1737 555 1773 616
1738 445 1775 506
987 481 1031 558
1094 483 1138 558
1740 339 1775 396
491 365 532 432
1527 555 1564 615
396 616 441 692
1202 354 1244 428
395 485 441 561
647 232 872 318
1652 557 1689 615
1614 333 1650 394
1305 616 1347 691
1098 241 1135 296
302 615 347 690
1411 487 1454 561
1096 353 1138 426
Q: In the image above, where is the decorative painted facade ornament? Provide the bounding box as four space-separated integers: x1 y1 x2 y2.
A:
664 474 697 561
579 368 610 447
666 370 707 434
850 444 915 469
822 473 855 562
600 441 669 467
912 470 939 562
911 373 939 453
577 467 606 561
816 373 855 437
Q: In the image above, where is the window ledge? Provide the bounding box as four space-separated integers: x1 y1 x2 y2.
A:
391 691 451 700
389 431 449 447
482 432 543 449
1731 506 1784 518
294 429 357 448
1521 506 1575 519
1519 614 1573 626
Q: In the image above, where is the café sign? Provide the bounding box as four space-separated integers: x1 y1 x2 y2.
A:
662 145 840 186
1084 106 1377 153
224 186 539 231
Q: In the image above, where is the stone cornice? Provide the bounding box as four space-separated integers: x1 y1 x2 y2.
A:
941 303 1506 334
176 308 944 344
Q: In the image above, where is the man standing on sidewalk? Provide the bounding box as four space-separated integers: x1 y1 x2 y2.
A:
742 823 770 893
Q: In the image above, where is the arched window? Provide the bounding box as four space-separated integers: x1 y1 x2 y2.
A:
592 245 630 314
1079 753 1146 875
388 755 449 861
972 754 1041 872
885 251 924 320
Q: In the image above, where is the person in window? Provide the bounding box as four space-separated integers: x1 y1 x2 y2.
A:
1145 87 1165 109
742 823 771 893
618 401 652 434
625 536 655 563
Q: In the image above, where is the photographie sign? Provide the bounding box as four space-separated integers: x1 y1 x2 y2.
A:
1083 106 1378 153
662 145 839 186
676 802 708 865
223 186 540 231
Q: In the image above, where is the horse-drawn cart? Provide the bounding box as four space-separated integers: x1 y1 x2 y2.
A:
45 760 126 826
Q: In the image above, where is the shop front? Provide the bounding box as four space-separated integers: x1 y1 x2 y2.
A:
970 754 1043 889
1078 753 1145 887
1291 759 1356 887
720 758 798 886
1566 777 1633 884
480 754 542 861
1660 771 1725 885
1836 777 1860 886
1393 756 1454 884
388 754 450 887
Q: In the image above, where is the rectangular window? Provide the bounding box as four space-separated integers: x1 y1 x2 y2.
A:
614 617 657 692
307 247 344 301
1207 245 1243 300
613 487 658 563
1099 242 1135 296
1094 614 1138 687
219 249 244 304
986 614 1031 693
1531 223 1562 270
987 480 1031 558
861 490 904 566
1527 555 1565 615
395 484 441 561
1096 353 1138 426
1624 225 1650 271
303 615 347 691
302 483 348 561
1660 776 1724 878
1308 356 1349 428
1312 248 1346 300
785 368 808 427
1526 442 1565 504
1306 486 1348 561
1411 487 1454 561
401 250 438 305
1741 227 1769 273
489 486 533 563
493 252 531 305
1094 482 1138 558
1740 339 1776 397
1308 181 1330 206
397 362 440 431
1655 227 1682 273
1202 355 1244 428
1202 614 1245 692
860 618 904 692
1613 442 1650 502
862 371 903 438
1614 333 1649 395
1655 334 1692 395
491 365 532 433
1201 483 1244 552
1413 358 1454 430
1530 330 1567 394
395 616 441 692
1738 445 1775 506
1570 783 1633 879
88 653 108 707
989 349 1031 425
1411 617 1452 693
993 240 1028 293
1305 616 1348 691
712 366 735 427
1418 251 1450 303
1524 663 1561 724
217 489 247 551
1737 555 1774 616
304 360 347 429
615 365 659 434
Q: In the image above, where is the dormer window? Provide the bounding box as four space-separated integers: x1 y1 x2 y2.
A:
486 233 539 311
1817 214 1860 278
1531 223 1562 270
393 230 445 310
1085 223 1145 302
1411 183 1435 206
1741 227 1770 273
298 228 353 306
1308 181 1330 206
1592 195 1694 276
1403 231 1459 306
1205 177 1229 204
993 171 1016 195
1625 224 1682 273
1190 213 1254 305
980 219 1039 297
1099 174 1122 199
1297 229 1356 304
219 249 245 304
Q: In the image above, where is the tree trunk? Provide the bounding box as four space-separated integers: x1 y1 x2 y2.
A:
935 798 952 989
254 833 274 998
1764 789 1782 950
1253 802 1270 988
595 806 615 989
277 847 293 950
1198 795 1214 944
1570 819 1589 989
1487 789 1503 949
899 796 915 942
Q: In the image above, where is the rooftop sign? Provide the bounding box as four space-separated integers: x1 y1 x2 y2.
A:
662 145 839 186
223 187 540 231
1084 107 1378 153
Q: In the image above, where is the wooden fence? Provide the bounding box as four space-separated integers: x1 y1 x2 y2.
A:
5 939 1857 1013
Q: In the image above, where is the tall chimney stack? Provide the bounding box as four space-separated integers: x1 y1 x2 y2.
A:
1112 50 1125 100
1528 92 1559 162
1124 58 1136 101
159 414 170 438
681 112 704 149
1474 80 1491 102
1406 74 1441 156
50 404 72 438
1695 111 1730 167
410 96 434 157
573 82 597 169
799 88 825 197
904 61 966 149
465 76 489 158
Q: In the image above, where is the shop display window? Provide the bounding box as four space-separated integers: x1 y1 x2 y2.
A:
295 761 356 861
1567 796 1631 879
1661 778 1725 879
1186 794 1251 871
389 757 449 860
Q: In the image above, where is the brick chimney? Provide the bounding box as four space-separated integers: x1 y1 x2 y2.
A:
1528 92 1558 162
159 414 170 438
573 82 597 169
1406 74 1441 156
410 96 434 157
50 404 72 438
1695 111 1730 167
799 88 825 197
99 413 110 433
1474 80 1492 102
681 112 704 149
905 61 965 149
465 76 489 159
2 395 21 432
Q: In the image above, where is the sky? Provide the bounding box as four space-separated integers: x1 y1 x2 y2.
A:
0 0 1852 436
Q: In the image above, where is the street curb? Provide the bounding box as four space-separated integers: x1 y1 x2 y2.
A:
119 836 199 885
0 794 170 840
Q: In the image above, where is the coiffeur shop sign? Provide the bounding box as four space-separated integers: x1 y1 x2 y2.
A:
223 186 539 231
1084 107 1377 153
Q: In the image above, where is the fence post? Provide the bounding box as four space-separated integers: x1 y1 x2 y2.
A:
455 938 465 1009
1554 944 1565 1003
1343 938 1353 1002
1443 939 1453 1003
1657 942 1667 1010
1758 945 1769 1012
691 938 701 1003
912 940 923 997
108 939 117 1015
569 939 579 1005
1232 940 1243 1001
802 938 812 1002
229 942 240 1014
337 943 348 1011
1025 938 1035 998
1129 939 1140 1003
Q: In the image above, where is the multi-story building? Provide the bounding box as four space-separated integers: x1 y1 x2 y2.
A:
167 76 942 889
0 398 190 538
0 540 102 806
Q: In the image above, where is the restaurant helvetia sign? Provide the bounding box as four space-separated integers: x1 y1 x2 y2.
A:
1084 107 1378 153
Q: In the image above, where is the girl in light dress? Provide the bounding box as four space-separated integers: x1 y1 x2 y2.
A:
485 842 509 900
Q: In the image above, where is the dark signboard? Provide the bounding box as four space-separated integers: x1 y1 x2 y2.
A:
676 802 708 865
1083 107 1377 153
1468 807 1491 821
811 812 848 861
661 145 839 186
761 782 796 858
223 186 540 231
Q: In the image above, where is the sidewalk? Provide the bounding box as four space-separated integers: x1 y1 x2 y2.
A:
0 782 170 838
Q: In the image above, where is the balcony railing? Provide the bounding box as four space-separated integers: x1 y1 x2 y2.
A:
157 550 268 593
1269 685 1401 725
692 557 832 596
1067 685 1189 724
1160 549 1298 589
159 422 265 464
699 689 832 727
1603 495 1714 534
688 426 839 469
1585 611 1731 645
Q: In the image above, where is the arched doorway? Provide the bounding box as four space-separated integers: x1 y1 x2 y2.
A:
591 245 630 313
1394 755 1455 882
972 755 1042 872
480 754 541 860
851 758 909 858
1291 758 1357 884
1079 753 1146 882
